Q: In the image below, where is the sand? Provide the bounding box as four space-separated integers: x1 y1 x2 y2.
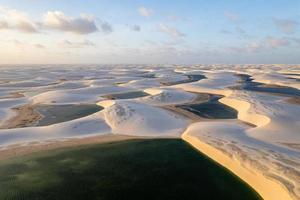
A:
0 92 24 99
182 132 293 200
0 65 299 200
0 104 41 129
286 97 300 105
0 134 137 161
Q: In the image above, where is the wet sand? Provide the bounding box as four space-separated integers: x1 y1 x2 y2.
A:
161 93 211 121
286 97 300 105
0 104 102 129
279 142 300 151
0 104 41 129
0 92 24 99
163 93 237 120
0 134 138 161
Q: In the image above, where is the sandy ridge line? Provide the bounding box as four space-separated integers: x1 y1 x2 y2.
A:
175 85 293 200
181 132 292 200
219 96 271 127
0 81 291 199
0 135 141 161
174 85 272 128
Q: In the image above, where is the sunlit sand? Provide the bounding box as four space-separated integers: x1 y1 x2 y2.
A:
0 64 299 199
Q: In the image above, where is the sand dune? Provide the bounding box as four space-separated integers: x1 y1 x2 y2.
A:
0 64 299 199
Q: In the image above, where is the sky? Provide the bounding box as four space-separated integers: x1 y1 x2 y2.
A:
0 0 299 64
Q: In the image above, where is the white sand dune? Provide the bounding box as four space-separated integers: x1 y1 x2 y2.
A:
100 100 188 137
119 79 161 89
252 73 300 90
0 64 299 200
140 88 197 105
31 85 135 104
0 111 111 147
176 72 300 199
182 121 297 200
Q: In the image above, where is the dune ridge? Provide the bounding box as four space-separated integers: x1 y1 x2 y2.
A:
175 74 298 200
182 131 292 200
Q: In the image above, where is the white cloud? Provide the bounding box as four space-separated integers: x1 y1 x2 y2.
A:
15 20 38 33
158 24 185 38
229 36 290 54
273 18 298 34
138 7 153 17
0 7 113 35
245 42 263 52
43 11 98 34
0 6 38 33
58 39 96 48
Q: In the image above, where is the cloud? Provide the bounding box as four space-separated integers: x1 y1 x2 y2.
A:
235 26 245 34
273 18 298 34
0 6 38 33
12 39 24 47
228 41 263 53
128 24 140 31
138 7 153 17
220 29 232 34
224 11 240 22
9 39 45 50
15 20 38 33
158 24 185 38
0 20 8 29
228 36 290 54
99 20 113 33
288 37 300 46
58 39 96 48
34 43 46 49
43 11 98 34
264 36 289 48
245 42 263 52
0 7 113 35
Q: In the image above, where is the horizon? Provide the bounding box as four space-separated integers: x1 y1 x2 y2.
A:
0 0 299 64
3 62 300 66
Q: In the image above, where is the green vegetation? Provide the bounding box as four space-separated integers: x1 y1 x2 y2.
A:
0 139 261 200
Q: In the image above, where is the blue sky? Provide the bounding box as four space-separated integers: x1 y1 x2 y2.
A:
0 0 299 64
